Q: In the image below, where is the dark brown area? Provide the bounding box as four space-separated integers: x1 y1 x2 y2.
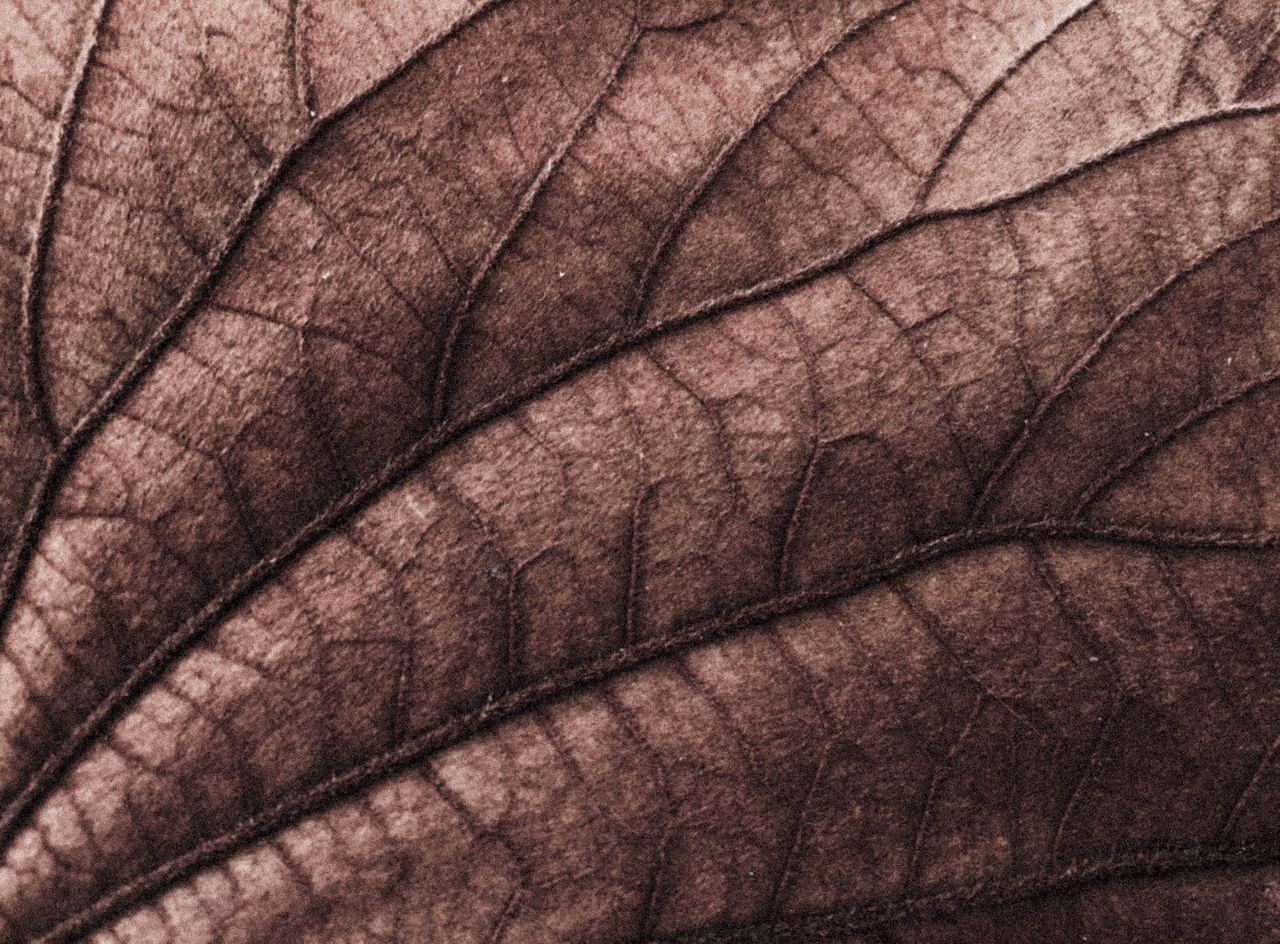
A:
3 0 1280 941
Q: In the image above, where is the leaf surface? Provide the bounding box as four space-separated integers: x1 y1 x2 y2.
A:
3 0 1280 941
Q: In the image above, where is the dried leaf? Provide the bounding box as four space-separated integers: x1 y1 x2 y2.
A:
3 1 1280 941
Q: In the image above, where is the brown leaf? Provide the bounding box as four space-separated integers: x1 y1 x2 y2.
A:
3 0 1280 941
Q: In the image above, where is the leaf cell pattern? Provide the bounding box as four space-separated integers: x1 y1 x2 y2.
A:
3 0 1280 941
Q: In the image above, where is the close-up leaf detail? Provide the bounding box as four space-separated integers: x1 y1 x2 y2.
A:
3 0 1280 941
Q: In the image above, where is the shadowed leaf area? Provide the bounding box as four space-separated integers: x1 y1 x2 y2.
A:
4 0 1280 941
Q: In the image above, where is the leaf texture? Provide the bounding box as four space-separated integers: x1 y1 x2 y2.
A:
3 0 1280 941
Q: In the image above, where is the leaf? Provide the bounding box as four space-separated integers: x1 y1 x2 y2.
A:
3 0 1280 941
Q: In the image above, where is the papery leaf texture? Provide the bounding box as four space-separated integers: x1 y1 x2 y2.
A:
4 0 1280 941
